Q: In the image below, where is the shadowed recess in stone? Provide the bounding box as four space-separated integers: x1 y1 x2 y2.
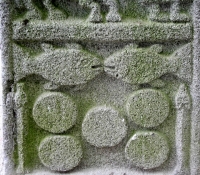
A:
125 131 169 169
33 92 77 133
104 43 192 84
82 106 127 147
126 89 170 128
13 43 103 89
38 135 83 171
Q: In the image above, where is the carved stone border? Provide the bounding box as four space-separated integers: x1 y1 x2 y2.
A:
0 1 14 175
191 1 200 175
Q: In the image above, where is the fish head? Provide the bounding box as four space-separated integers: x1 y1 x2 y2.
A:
104 54 129 79
104 44 167 85
87 56 103 73
66 49 104 85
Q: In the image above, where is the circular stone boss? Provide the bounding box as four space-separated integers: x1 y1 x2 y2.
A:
39 135 83 171
126 89 170 128
125 131 169 169
82 106 127 147
33 92 77 133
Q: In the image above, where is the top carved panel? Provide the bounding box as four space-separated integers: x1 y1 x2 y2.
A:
13 0 193 22
12 0 193 43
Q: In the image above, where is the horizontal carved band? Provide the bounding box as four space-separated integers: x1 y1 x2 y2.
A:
13 20 192 42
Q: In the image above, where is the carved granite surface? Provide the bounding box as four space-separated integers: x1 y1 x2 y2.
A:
1 0 200 175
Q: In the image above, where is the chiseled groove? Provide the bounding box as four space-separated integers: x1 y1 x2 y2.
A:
174 84 191 175
15 83 27 174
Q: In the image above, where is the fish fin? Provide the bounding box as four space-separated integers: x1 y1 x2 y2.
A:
69 84 87 92
41 43 54 52
149 79 166 88
13 43 32 81
173 43 192 84
65 43 82 50
124 43 138 50
43 82 60 90
149 44 163 53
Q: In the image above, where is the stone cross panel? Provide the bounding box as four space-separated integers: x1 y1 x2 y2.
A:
1 0 199 175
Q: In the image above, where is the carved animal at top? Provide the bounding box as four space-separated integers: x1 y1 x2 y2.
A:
16 0 68 20
79 0 121 22
139 0 193 22
16 0 121 22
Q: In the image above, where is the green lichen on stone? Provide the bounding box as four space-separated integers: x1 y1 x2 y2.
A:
23 117 48 170
20 83 47 170
119 1 147 20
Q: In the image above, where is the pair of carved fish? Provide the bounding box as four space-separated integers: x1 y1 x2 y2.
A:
14 43 192 90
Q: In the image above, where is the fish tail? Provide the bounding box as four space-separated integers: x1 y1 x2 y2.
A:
13 43 33 81
172 43 193 83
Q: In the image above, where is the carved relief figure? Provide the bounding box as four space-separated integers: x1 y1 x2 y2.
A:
18 0 67 20
13 43 103 90
139 0 192 22
17 0 121 22
79 0 121 22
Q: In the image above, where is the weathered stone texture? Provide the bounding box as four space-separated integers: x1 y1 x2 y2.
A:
0 0 199 175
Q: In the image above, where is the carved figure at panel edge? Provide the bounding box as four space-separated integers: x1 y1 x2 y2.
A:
139 0 193 22
16 0 121 22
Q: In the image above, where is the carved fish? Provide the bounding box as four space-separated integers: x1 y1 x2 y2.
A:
14 43 103 89
104 43 192 84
